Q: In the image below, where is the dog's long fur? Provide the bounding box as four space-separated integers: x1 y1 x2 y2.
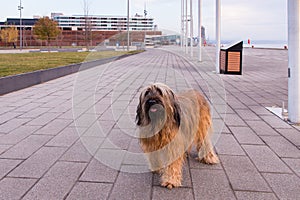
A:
136 83 219 189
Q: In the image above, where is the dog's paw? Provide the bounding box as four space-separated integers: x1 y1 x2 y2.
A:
198 152 219 165
161 181 181 189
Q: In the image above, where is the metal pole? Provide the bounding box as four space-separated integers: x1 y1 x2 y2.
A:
127 0 130 51
185 0 188 54
198 0 202 61
288 0 300 123
190 0 193 57
181 0 184 49
215 0 221 73
18 0 23 50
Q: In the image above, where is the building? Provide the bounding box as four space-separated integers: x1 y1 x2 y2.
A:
52 13 155 31
0 13 161 47
144 26 206 47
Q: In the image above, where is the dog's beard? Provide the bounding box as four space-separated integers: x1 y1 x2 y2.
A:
139 104 167 138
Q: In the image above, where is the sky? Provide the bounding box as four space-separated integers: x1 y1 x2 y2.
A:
0 0 288 41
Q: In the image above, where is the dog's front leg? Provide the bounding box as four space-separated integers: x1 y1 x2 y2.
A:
160 157 184 189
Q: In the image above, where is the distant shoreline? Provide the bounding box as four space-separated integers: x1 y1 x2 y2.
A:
208 40 288 50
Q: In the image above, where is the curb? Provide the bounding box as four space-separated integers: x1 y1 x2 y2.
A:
0 54 130 95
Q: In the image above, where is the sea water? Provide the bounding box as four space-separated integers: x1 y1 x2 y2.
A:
208 40 288 49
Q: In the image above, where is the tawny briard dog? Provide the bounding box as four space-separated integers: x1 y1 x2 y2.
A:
136 83 219 189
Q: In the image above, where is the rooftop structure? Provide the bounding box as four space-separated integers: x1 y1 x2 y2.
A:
51 13 156 31
0 18 39 30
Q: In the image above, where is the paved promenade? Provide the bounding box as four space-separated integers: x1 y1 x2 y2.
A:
0 46 299 199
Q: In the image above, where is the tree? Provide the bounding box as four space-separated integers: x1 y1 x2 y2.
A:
33 17 61 47
0 25 18 47
83 0 92 50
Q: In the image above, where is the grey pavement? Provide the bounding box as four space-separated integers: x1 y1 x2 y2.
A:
0 46 300 199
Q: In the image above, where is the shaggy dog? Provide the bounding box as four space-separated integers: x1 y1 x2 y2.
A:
136 83 219 189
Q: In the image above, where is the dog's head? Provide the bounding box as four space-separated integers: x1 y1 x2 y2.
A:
136 83 181 128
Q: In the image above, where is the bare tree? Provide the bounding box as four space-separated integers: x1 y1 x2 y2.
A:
83 0 92 50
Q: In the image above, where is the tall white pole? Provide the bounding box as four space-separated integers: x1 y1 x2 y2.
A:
185 0 188 54
198 0 202 61
127 0 130 51
190 0 193 57
18 0 23 50
288 0 300 123
181 0 184 49
216 0 221 73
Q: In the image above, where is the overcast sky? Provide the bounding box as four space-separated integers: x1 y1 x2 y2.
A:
0 0 287 41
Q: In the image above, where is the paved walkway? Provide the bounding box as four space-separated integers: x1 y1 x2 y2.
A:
0 46 299 200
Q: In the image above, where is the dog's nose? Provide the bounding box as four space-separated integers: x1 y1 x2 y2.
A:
147 99 157 104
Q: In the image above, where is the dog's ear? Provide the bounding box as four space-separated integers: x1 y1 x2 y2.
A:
136 103 142 126
173 101 181 127
168 90 181 127
136 93 143 126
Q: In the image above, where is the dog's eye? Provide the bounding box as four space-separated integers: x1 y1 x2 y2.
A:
157 88 163 96
144 90 150 97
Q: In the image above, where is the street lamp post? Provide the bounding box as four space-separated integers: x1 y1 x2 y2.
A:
185 0 188 54
190 0 193 57
216 0 221 73
198 0 202 62
18 0 23 50
127 0 130 51
181 0 184 49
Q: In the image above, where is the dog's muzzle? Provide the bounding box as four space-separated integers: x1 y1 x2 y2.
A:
146 99 163 113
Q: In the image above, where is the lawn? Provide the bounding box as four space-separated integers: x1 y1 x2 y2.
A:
0 51 140 77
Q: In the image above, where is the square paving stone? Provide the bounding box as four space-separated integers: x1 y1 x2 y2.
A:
249 106 272 116
34 119 72 135
215 134 245 156
27 112 61 126
242 145 291 173
0 125 41 145
0 145 12 154
263 173 300 200
59 140 94 162
152 186 194 200
229 126 264 145
0 178 37 200
80 158 118 183
191 169 235 200
66 182 113 200
235 191 277 200
14 102 42 112
0 159 22 179
283 158 300 176
19 107 51 118
0 118 31 133
235 109 260 121
8 146 66 178
261 115 292 129
0 135 53 159
109 172 152 200
261 136 300 158
246 120 279 136
220 155 271 192
0 111 23 124
223 114 247 127
45 127 79 147
23 161 86 200
276 128 300 146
